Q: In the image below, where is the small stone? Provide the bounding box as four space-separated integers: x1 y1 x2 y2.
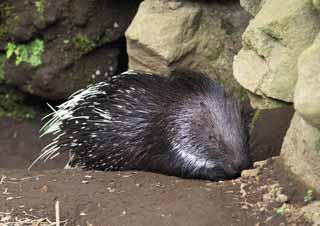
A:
168 1 183 10
253 160 267 168
40 185 48 193
107 187 115 193
276 194 288 203
259 207 265 212
256 201 263 208
241 168 260 178
240 183 247 198
241 205 249 210
262 193 272 202
113 22 119 28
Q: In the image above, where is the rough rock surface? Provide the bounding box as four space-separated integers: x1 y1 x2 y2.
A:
0 0 140 99
234 0 320 102
240 0 266 16
294 32 320 129
126 0 250 95
298 201 320 225
281 113 320 193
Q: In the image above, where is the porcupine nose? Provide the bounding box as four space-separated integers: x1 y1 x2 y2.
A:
224 157 250 178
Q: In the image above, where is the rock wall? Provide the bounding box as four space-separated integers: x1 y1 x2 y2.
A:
235 0 320 191
0 0 141 99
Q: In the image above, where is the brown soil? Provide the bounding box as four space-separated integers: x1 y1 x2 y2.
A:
0 108 315 226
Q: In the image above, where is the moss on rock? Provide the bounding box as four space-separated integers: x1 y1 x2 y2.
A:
0 90 36 119
73 34 96 53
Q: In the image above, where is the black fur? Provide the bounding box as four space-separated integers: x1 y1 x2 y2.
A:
35 70 250 181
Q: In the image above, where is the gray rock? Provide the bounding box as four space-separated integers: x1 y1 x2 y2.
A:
240 0 267 16
234 0 320 103
126 0 250 95
294 33 320 129
314 0 320 11
281 113 320 193
241 168 260 178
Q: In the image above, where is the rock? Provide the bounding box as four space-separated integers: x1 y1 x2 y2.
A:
249 105 294 162
262 193 272 202
314 0 320 11
281 113 320 193
5 45 120 100
241 168 260 178
247 92 284 110
262 183 288 205
234 0 320 103
253 160 268 168
1 0 140 99
276 194 288 204
294 33 320 129
126 0 250 95
240 0 266 16
299 201 320 225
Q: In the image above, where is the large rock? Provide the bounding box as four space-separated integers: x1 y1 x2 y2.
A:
281 113 320 193
126 0 250 95
234 0 320 103
240 0 266 16
294 32 320 128
0 0 140 100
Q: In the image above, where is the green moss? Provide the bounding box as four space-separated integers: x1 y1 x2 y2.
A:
73 34 96 53
0 55 5 82
0 91 36 119
304 189 314 203
0 3 14 18
25 84 35 94
34 0 45 20
5 39 45 67
96 32 112 46
0 3 20 40
235 86 249 102
0 3 13 39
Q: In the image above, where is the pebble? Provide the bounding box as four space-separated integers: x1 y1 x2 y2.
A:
113 22 119 28
262 193 272 202
241 168 260 178
253 160 268 168
168 1 183 10
276 194 288 203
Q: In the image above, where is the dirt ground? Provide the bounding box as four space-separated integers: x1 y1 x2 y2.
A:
0 108 316 226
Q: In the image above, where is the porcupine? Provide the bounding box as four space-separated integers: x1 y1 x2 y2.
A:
30 70 250 181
